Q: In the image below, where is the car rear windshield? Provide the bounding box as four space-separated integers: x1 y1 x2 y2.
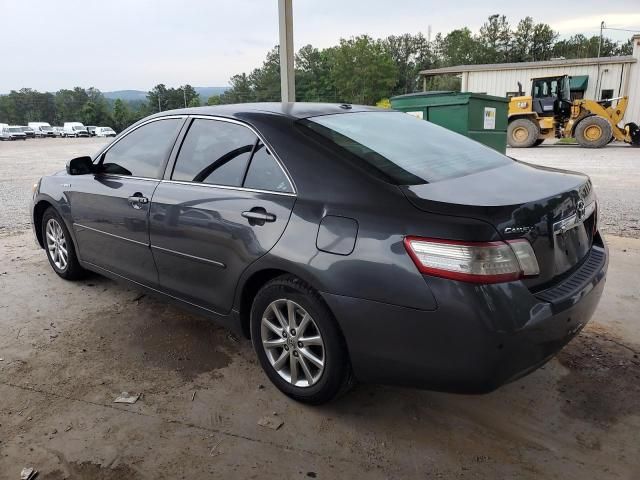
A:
304 111 510 184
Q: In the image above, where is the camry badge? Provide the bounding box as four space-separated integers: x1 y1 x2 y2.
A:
504 226 532 235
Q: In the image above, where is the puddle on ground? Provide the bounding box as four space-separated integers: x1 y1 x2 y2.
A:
42 461 140 479
95 295 238 381
557 326 640 425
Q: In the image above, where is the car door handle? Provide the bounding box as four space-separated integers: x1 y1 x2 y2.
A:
128 194 149 209
242 208 276 225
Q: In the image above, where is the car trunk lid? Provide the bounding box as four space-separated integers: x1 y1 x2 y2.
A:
401 161 597 288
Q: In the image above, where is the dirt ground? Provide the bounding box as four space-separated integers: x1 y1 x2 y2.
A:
1 140 639 479
1 232 639 479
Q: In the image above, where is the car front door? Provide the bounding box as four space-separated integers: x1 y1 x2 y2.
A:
69 116 186 286
149 117 296 314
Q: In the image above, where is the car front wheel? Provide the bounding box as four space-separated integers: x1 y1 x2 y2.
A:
42 208 86 280
251 275 352 404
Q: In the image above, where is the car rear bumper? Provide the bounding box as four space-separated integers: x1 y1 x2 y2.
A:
322 242 608 393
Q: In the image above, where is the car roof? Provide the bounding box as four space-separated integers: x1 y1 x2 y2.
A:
151 102 385 121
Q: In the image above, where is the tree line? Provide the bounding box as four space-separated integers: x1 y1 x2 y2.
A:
211 14 633 105
1 14 633 130
0 84 203 132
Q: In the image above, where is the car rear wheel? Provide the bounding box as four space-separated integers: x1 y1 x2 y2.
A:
42 208 86 280
575 116 613 148
250 275 352 404
507 118 540 148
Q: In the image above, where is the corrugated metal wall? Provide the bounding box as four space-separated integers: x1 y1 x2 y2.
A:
466 62 638 124
625 39 640 125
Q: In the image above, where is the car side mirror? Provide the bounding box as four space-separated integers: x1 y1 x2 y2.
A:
66 156 95 175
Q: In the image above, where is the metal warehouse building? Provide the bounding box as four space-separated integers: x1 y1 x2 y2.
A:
419 34 640 124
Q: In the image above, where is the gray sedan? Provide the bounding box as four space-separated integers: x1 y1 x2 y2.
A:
30 103 608 404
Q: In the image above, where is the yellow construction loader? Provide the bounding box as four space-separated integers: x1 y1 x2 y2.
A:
507 75 639 148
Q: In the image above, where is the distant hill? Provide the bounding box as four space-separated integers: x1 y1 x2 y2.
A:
103 87 229 103
193 87 229 99
103 90 148 102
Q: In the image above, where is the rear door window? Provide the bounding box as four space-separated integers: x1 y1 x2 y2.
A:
100 118 183 178
244 142 293 193
304 111 510 184
172 119 257 187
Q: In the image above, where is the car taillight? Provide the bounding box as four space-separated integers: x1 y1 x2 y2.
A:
403 236 539 284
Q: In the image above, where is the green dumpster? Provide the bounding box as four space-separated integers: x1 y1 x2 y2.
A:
390 91 509 153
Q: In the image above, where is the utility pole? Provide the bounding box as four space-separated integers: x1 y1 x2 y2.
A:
595 21 605 98
183 88 187 108
158 96 161 113
278 0 295 102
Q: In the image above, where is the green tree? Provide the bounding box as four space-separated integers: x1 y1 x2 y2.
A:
478 14 511 63
434 28 480 66
383 33 434 95
329 35 397 104
552 34 626 59
112 99 130 132
296 44 334 101
147 84 169 112
207 95 222 106
530 23 557 60
511 17 535 62
179 84 200 107
219 74 255 104
249 47 281 102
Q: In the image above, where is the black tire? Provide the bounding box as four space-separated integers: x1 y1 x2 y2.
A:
250 275 352 404
507 118 540 148
575 116 613 148
533 138 545 147
42 207 86 280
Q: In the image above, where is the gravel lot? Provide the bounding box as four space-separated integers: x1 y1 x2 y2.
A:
1 138 639 478
1 138 638 238
0 137 110 233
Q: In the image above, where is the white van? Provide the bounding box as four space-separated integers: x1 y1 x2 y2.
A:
28 122 55 138
63 122 89 138
95 126 116 137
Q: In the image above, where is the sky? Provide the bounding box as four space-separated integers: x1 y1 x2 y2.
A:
1 0 639 92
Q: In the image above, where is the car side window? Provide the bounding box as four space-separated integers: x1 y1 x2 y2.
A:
172 119 257 187
100 118 183 178
243 142 293 193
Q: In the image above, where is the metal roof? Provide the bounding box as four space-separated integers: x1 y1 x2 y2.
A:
419 55 636 76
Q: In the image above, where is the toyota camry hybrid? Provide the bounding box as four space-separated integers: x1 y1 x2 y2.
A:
31 103 608 404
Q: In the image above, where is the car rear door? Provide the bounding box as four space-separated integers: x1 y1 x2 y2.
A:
149 117 296 314
69 116 186 286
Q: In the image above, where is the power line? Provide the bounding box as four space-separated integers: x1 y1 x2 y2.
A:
603 27 640 33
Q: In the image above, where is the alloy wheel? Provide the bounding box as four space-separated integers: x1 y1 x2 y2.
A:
46 218 68 271
260 299 325 387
